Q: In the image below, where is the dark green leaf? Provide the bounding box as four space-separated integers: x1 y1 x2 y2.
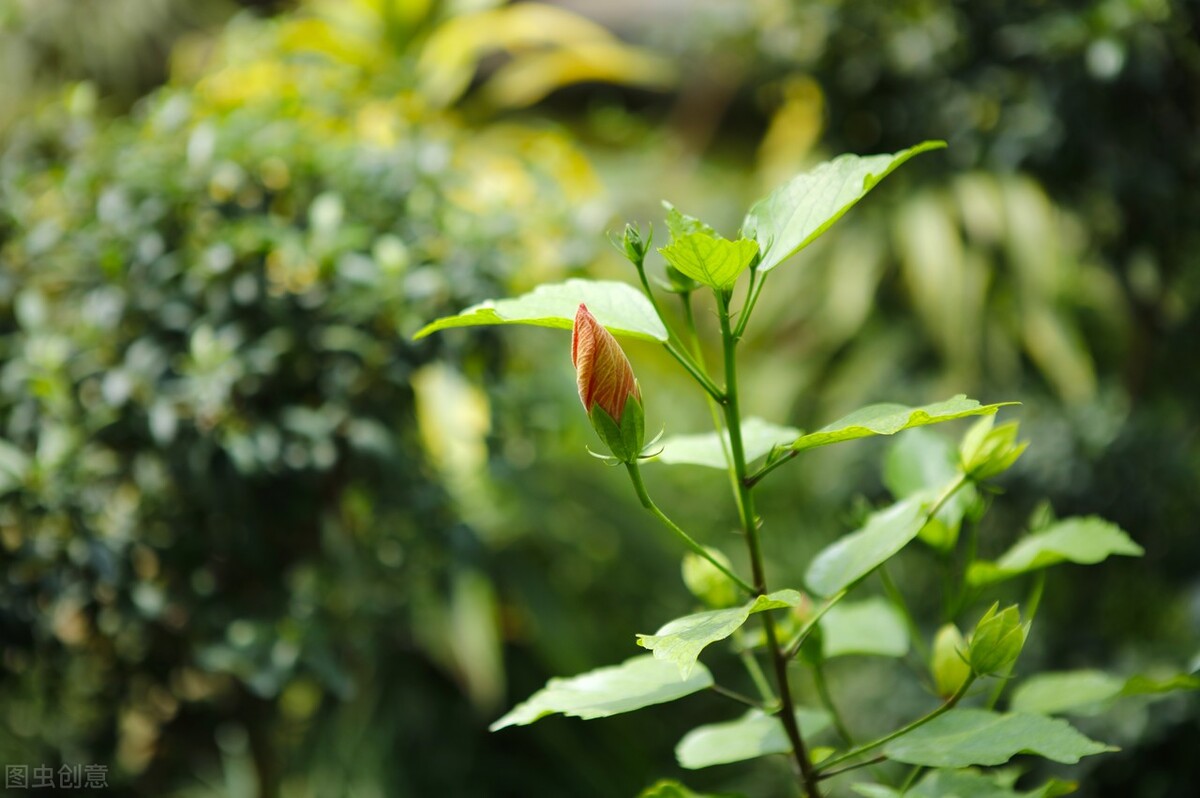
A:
744 142 945 273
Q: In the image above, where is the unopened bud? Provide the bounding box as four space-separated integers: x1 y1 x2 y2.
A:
572 304 645 462
682 548 739 608
968 603 1029 676
960 416 1027 481
931 623 971 697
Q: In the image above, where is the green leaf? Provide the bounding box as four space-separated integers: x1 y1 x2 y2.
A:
853 768 1077 798
676 708 832 769
489 654 712 730
638 590 805 677
881 709 1116 768
884 428 977 551
659 233 759 291
805 495 929 597
654 418 802 469
0 439 31 494
414 279 668 342
1010 670 1125 716
967 517 1143 587
820 597 909 659
639 779 746 798
663 201 717 238
744 141 945 273
1011 669 1200 716
788 396 1014 454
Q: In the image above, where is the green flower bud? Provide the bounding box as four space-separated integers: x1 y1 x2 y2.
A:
931 623 971 697
572 304 645 462
619 222 650 266
968 603 1030 676
681 547 739 608
960 416 1028 481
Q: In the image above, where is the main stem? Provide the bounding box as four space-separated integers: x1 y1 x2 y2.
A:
718 295 823 798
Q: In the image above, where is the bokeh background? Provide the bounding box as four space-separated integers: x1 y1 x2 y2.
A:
1 0 1197 796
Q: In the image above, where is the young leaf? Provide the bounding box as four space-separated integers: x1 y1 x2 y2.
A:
788 396 1014 454
489 654 712 730
659 233 759 291
853 768 1078 798
967 517 1143 587
676 708 832 769
880 709 1116 767
639 779 746 798
414 279 668 342
744 141 945 273
805 495 928 597
654 418 802 469
637 589 806 677
819 597 909 659
663 201 717 239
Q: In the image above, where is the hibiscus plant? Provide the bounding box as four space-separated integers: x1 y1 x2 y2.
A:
417 143 1189 797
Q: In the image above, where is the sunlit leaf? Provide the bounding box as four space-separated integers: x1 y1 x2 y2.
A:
638 590 805 677
676 708 831 769
744 141 945 273
805 496 928 597
820 597 909 659
414 279 668 341
490 655 712 730
881 709 1116 767
884 428 977 551
967 517 1143 587
654 418 801 469
788 396 1013 454
638 779 746 798
659 233 758 291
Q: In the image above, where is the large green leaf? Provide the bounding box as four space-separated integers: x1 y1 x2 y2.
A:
489 654 712 730
638 590 805 677
414 279 668 341
1011 669 1200 716
744 141 945 273
820 597 909 659
805 495 929 597
654 418 801 469
881 709 1116 767
659 233 759 291
676 708 832 769
853 768 1077 798
788 396 1013 454
967 517 1143 587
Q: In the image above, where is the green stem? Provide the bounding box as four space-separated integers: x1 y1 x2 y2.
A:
816 674 977 774
733 268 768 341
816 755 887 782
625 461 754 595
813 660 855 747
745 448 797 488
710 683 767 711
717 293 823 798
784 590 848 659
739 648 777 704
985 570 1045 709
880 566 930 665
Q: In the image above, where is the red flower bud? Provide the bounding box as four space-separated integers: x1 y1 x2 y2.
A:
572 303 641 423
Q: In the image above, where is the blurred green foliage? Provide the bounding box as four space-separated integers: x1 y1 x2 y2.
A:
0 0 1198 796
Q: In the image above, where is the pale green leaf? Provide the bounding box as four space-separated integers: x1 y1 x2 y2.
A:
805 495 929 597
490 654 712 730
789 396 1014 454
659 233 759 291
884 428 977 550
967 517 1143 587
663 201 716 238
639 779 745 798
638 590 805 677
853 768 1077 798
414 279 667 342
676 708 831 769
1011 669 1200 716
654 418 802 469
820 597 909 659
744 141 945 273
881 709 1116 767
